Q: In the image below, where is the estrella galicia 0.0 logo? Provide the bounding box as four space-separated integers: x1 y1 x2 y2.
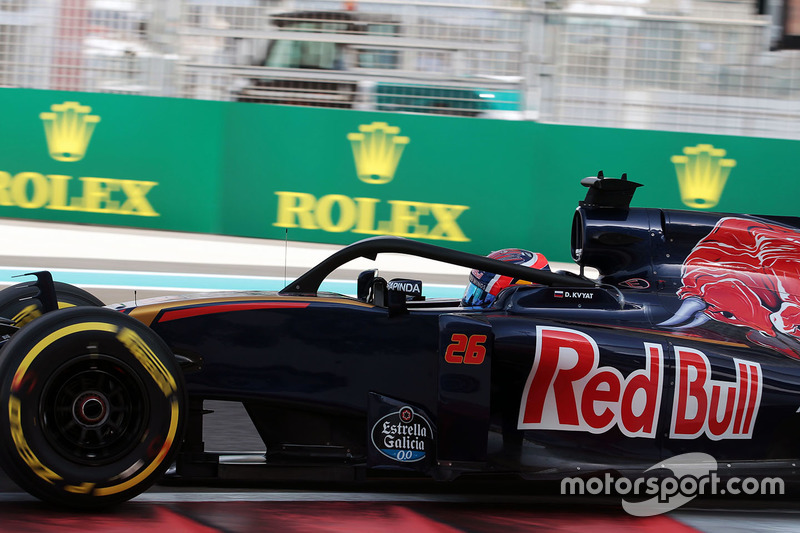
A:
371 406 432 462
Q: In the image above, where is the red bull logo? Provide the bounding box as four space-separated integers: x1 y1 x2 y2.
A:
661 217 800 358
671 347 761 440
518 326 762 440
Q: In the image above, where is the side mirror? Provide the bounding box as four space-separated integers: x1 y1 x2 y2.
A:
368 277 387 307
386 287 408 317
357 269 378 301
387 278 424 301
386 278 423 317
366 276 421 317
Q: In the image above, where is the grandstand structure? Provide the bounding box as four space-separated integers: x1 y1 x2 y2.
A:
1 0 798 139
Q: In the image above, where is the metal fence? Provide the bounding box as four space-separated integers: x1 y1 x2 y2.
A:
545 7 800 138
2 0 799 139
174 1 531 118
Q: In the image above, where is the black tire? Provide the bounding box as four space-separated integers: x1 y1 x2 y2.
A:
0 281 104 327
0 307 185 508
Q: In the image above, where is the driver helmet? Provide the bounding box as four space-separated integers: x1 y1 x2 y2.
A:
462 249 550 307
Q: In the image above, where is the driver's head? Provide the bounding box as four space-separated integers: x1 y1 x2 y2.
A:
462 249 549 307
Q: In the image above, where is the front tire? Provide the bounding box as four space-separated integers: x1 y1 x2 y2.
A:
0 307 185 508
0 281 104 327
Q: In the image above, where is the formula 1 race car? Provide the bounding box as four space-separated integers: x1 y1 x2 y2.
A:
1 174 800 509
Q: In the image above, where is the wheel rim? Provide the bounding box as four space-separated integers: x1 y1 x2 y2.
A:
40 355 149 465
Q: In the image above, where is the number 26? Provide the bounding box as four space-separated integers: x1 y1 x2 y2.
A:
444 334 487 365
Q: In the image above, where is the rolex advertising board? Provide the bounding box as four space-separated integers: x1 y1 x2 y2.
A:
0 91 221 233
219 104 540 253
531 124 800 223
1 88 799 262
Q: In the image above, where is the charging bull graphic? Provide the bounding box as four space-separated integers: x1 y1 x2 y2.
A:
661 217 800 358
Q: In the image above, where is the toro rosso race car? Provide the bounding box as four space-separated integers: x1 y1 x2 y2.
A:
1 174 800 508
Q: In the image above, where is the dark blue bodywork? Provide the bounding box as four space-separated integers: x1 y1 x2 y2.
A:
107 176 800 481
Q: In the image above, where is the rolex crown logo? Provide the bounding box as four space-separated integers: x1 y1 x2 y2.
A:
40 101 101 162
347 122 409 184
671 144 736 209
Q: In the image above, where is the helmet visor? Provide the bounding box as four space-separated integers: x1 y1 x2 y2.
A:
462 282 496 307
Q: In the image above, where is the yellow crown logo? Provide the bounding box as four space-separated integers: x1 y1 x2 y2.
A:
671 144 736 209
347 122 409 184
40 101 101 162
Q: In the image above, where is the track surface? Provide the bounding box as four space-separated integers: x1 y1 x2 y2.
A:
0 219 799 531
4 477 800 532
0 499 703 532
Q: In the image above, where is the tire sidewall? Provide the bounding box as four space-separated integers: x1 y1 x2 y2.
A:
0 307 185 507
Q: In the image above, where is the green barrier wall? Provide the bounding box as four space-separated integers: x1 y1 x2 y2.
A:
0 90 222 233
1 88 798 262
